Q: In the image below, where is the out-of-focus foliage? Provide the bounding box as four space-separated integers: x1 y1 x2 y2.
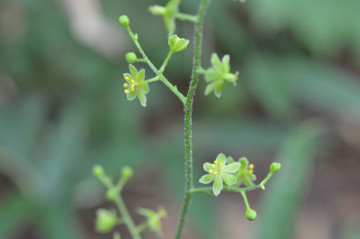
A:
0 0 359 238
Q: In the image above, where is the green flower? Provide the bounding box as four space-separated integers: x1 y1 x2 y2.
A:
228 157 256 187
204 53 238 97
199 153 241 196
168 35 189 53
149 0 180 35
95 209 118 233
138 207 167 236
123 64 149 107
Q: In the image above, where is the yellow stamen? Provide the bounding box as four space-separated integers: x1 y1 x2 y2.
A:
209 169 213 174
131 79 135 84
124 89 130 94
249 164 254 169
177 37 180 40
214 160 218 164
249 169 254 174
131 86 135 92
123 83 129 88
212 164 215 168
220 163 224 167
214 171 218 175
125 76 130 81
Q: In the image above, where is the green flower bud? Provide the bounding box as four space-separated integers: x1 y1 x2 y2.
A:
95 209 118 233
106 188 118 202
168 35 189 53
245 209 257 221
270 162 282 174
121 166 134 180
125 52 137 64
118 15 130 27
149 5 166 16
93 165 104 178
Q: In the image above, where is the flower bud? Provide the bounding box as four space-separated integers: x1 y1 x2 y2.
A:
245 209 257 221
149 5 166 16
168 35 189 53
106 188 118 202
93 165 104 178
95 209 118 233
270 162 282 174
125 52 137 64
118 15 130 27
121 166 133 180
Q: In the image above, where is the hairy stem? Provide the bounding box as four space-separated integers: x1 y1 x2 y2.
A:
175 0 210 238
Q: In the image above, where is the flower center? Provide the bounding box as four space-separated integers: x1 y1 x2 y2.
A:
124 77 136 94
249 163 254 174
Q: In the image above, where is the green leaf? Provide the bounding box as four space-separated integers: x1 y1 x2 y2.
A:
221 173 237 185
213 175 223 196
199 174 215 184
222 162 240 173
256 122 322 239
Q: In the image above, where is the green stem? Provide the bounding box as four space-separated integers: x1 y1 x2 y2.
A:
115 195 141 239
125 26 186 104
159 51 173 74
241 191 250 210
175 13 198 23
146 76 160 83
260 172 273 188
175 0 210 238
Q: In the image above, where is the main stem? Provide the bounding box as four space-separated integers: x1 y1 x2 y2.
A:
175 0 210 238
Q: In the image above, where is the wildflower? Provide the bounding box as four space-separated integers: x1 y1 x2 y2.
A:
199 153 241 196
168 35 189 53
149 0 179 35
138 206 167 236
230 157 256 187
204 53 238 97
123 64 149 107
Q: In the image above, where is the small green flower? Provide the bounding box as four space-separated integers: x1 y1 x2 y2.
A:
168 35 189 53
204 53 238 97
229 157 256 187
149 0 180 35
138 206 167 236
199 153 241 196
95 209 118 233
123 64 149 107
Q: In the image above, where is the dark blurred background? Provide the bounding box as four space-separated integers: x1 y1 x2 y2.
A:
1 0 360 238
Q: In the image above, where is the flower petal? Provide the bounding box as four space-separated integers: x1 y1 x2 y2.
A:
211 53 223 72
213 175 223 196
123 73 132 81
221 173 237 185
223 162 241 173
222 55 230 73
137 69 145 82
215 153 227 165
204 82 217 95
139 82 149 93
127 90 136 100
203 162 213 172
227 157 235 164
137 90 147 107
129 64 138 78
239 157 249 170
199 174 215 184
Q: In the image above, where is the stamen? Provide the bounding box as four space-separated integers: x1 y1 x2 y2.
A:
212 164 215 168
131 79 135 84
123 83 129 88
214 160 218 164
125 76 130 81
124 89 130 94
214 171 218 175
249 169 254 174
249 164 254 169
209 169 213 174
220 163 224 167
131 85 135 91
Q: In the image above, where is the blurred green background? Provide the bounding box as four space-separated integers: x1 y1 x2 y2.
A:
1 0 360 238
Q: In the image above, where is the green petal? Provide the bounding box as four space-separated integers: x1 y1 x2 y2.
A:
204 82 217 95
213 175 223 196
221 173 237 186
222 162 241 173
199 174 215 184
138 208 156 218
239 157 249 170
222 55 230 73
204 69 221 82
215 153 227 165
129 64 138 78
137 90 147 107
211 53 223 72
246 172 257 180
243 177 255 187
137 69 145 82
127 90 136 100
203 162 213 172
164 16 175 35
214 81 226 98
139 82 149 93
123 73 132 81
227 157 235 164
